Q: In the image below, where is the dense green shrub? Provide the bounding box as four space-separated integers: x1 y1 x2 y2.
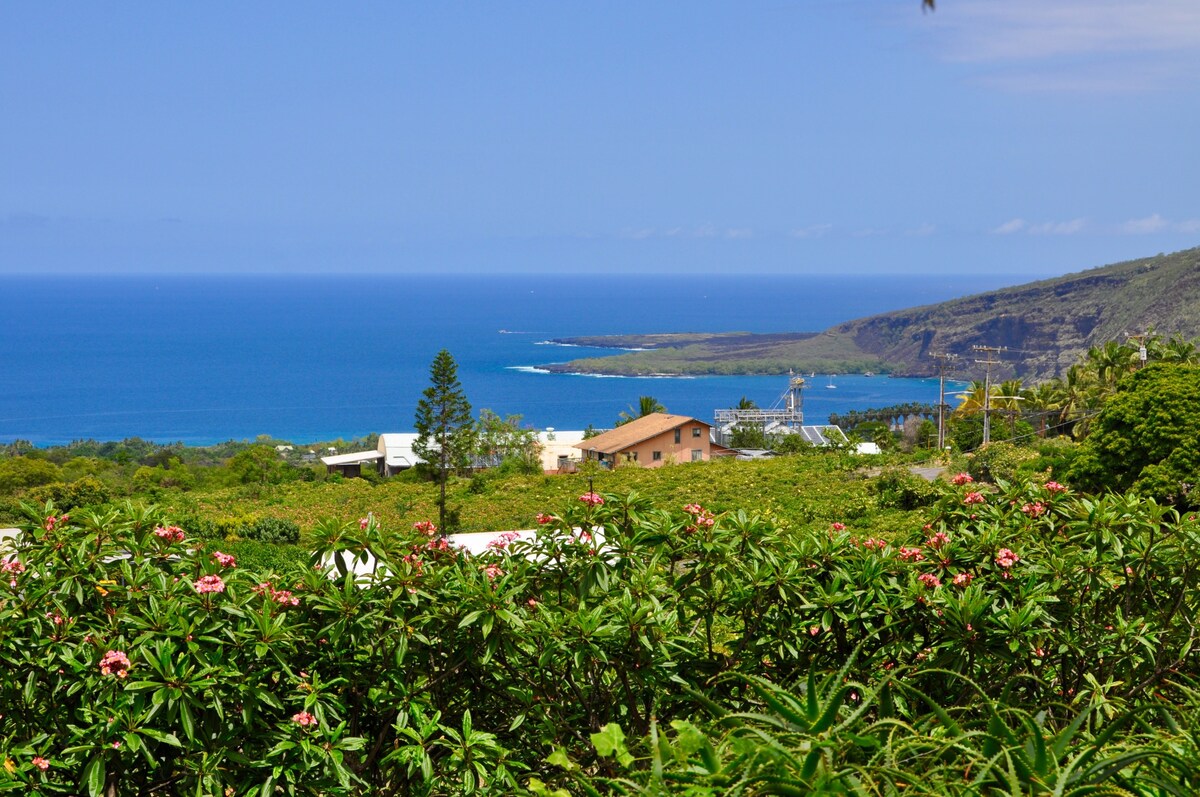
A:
874 466 938 509
3 476 1199 794
967 440 1039 483
245 515 301 544
0 457 62 494
215 538 308 572
1069 363 1200 505
23 477 112 513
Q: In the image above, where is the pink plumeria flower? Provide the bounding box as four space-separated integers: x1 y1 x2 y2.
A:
995 548 1020 569
535 512 554 525
1044 481 1067 494
153 525 186 543
272 590 300 607
413 520 438 536
898 546 925 562
1021 502 1046 517
483 563 504 581
952 572 973 587
927 531 949 550
951 472 974 485
963 492 985 505
830 522 846 531
211 551 236 568
578 492 604 507
99 650 131 678
193 575 226 595
918 573 942 589
291 711 318 728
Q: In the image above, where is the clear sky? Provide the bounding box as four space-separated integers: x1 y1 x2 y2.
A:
3 1 1200 276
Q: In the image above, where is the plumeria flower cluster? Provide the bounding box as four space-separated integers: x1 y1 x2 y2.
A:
211 551 237 568
253 581 300 606
99 650 131 678
578 491 604 507
487 531 521 551
482 563 505 582
2 556 24 588
926 530 949 550
359 517 371 530
193 575 226 595
43 513 68 531
830 522 846 532
1044 481 1067 494
412 520 438 537
32 756 50 772
683 503 716 533
419 536 459 560
995 548 1020 569
951 472 974 486
1021 502 1046 518
535 512 554 525
963 492 986 506
952 572 973 587
917 573 942 589
861 538 887 551
291 711 318 728
154 525 186 543
898 546 925 562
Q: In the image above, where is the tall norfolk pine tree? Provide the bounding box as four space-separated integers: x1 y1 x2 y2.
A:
413 350 475 533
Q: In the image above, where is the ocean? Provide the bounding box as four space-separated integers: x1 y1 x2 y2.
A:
0 274 1011 446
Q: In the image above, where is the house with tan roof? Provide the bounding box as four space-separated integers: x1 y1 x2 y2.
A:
573 413 712 469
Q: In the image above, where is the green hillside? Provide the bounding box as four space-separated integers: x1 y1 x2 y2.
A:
545 245 1200 380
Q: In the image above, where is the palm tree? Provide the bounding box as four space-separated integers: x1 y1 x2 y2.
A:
1023 380 1065 437
953 381 990 417
1157 337 1198 364
616 396 667 426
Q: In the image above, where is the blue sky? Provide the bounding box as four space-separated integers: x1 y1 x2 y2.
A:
3 1 1200 276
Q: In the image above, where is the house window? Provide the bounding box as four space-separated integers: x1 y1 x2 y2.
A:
625 451 638 462
691 449 703 462
692 426 702 438
674 429 681 444
652 451 662 461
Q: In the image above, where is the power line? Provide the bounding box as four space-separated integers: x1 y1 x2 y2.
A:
930 351 958 452
971 345 1006 446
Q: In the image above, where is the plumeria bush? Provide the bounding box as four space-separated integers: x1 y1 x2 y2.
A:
2 473 1199 794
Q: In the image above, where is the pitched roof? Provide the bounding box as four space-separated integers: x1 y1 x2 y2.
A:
573 413 710 455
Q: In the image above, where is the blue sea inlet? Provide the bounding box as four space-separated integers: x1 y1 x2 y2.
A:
0 274 1001 446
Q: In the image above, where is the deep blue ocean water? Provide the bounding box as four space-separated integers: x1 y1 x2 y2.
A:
0 274 1008 446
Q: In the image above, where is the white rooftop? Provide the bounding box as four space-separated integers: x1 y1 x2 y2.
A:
320 450 384 467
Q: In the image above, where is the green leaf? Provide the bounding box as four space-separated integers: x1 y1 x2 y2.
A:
545 748 577 772
591 723 635 768
84 755 106 797
179 700 196 743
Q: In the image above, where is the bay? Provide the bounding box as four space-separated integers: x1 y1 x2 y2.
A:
0 274 1009 445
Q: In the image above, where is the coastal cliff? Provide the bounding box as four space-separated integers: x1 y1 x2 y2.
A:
541 246 1200 380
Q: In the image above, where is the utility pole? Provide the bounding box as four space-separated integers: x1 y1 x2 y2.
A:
1127 333 1148 370
972 345 1006 446
930 352 958 452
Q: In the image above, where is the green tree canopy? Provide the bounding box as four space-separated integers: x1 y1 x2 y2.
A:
1068 363 1200 505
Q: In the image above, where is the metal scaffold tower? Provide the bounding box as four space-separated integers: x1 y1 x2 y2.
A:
713 373 806 440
